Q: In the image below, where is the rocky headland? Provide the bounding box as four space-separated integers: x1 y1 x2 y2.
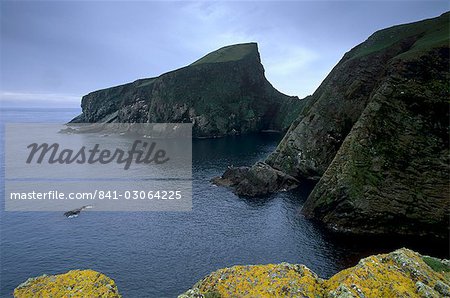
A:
214 12 450 238
69 13 449 237
70 43 309 138
54 12 450 297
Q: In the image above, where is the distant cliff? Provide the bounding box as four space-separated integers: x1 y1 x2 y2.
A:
215 13 450 238
70 43 307 138
179 248 450 297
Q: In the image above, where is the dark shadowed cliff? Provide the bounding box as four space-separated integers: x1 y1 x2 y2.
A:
215 12 449 238
70 43 307 137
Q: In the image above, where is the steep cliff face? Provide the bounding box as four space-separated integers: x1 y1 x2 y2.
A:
266 12 449 180
71 43 307 138
302 44 449 237
179 248 450 298
299 13 450 238
216 13 449 238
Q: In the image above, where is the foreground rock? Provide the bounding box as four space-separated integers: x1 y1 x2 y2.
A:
218 13 450 238
70 43 308 138
179 248 450 297
211 162 299 196
14 269 120 297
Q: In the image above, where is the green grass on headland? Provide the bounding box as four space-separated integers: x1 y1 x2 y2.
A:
190 43 258 65
351 12 449 59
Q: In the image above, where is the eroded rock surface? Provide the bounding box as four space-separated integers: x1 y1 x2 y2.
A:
13 269 120 297
211 162 299 196
179 248 450 298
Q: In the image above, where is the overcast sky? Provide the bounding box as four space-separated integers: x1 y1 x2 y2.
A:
1 1 448 108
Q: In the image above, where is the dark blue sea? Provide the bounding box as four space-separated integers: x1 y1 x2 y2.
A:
0 108 447 297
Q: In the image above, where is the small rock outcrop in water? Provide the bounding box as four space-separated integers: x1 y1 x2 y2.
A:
64 205 93 218
13 269 120 297
218 13 450 238
70 43 308 138
178 248 450 297
211 162 299 196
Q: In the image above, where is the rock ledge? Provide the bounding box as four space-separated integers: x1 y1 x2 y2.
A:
179 248 450 298
14 269 120 298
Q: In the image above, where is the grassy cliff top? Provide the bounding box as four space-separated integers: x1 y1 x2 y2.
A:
190 42 259 66
84 43 259 96
351 11 449 59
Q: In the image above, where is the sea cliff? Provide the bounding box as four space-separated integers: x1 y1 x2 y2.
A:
215 12 450 238
70 43 308 138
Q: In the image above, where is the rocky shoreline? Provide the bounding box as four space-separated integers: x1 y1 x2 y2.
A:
30 11 449 298
69 13 449 239
216 12 450 239
179 248 450 297
13 248 450 297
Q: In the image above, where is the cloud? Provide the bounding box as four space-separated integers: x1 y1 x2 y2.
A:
0 91 81 107
171 2 325 97
2 1 447 105
263 46 319 76
259 45 320 96
175 2 258 53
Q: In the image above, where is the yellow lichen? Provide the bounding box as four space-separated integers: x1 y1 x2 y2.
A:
14 269 120 298
13 249 450 298
323 249 450 297
179 249 450 298
195 263 322 297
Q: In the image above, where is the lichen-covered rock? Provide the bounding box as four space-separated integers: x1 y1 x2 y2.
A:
179 263 323 297
70 43 308 138
211 162 299 196
324 248 450 297
13 269 120 298
179 248 450 298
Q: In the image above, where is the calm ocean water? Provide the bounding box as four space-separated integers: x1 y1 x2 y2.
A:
0 108 447 297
